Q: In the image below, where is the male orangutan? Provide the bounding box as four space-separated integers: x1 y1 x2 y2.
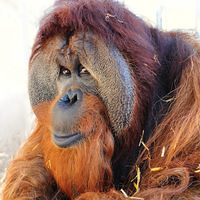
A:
2 0 200 199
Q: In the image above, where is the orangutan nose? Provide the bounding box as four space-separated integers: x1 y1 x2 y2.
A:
59 89 83 105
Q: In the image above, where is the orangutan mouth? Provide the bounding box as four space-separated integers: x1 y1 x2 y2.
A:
52 132 83 148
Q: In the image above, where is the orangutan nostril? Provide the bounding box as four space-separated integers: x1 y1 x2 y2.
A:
68 94 77 104
60 94 70 103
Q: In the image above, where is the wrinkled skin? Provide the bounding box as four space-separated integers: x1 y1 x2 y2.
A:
29 32 134 148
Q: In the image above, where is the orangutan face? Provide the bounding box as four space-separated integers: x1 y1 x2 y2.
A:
29 32 134 148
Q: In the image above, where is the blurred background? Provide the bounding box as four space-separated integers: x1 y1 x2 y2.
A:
0 0 199 191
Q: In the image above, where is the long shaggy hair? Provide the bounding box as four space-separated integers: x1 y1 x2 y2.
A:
2 0 200 199
134 55 200 199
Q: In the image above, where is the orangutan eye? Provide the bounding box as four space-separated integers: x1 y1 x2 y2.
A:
60 66 71 76
79 66 90 75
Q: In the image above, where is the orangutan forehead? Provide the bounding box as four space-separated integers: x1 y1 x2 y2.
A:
33 32 106 61
30 31 117 79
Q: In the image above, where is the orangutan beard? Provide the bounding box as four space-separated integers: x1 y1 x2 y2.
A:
41 95 114 199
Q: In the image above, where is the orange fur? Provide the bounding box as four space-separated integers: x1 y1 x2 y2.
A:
2 95 114 200
132 53 200 199
42 95 114 198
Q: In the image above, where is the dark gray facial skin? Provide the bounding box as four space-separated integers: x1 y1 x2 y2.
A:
29 32 134 148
